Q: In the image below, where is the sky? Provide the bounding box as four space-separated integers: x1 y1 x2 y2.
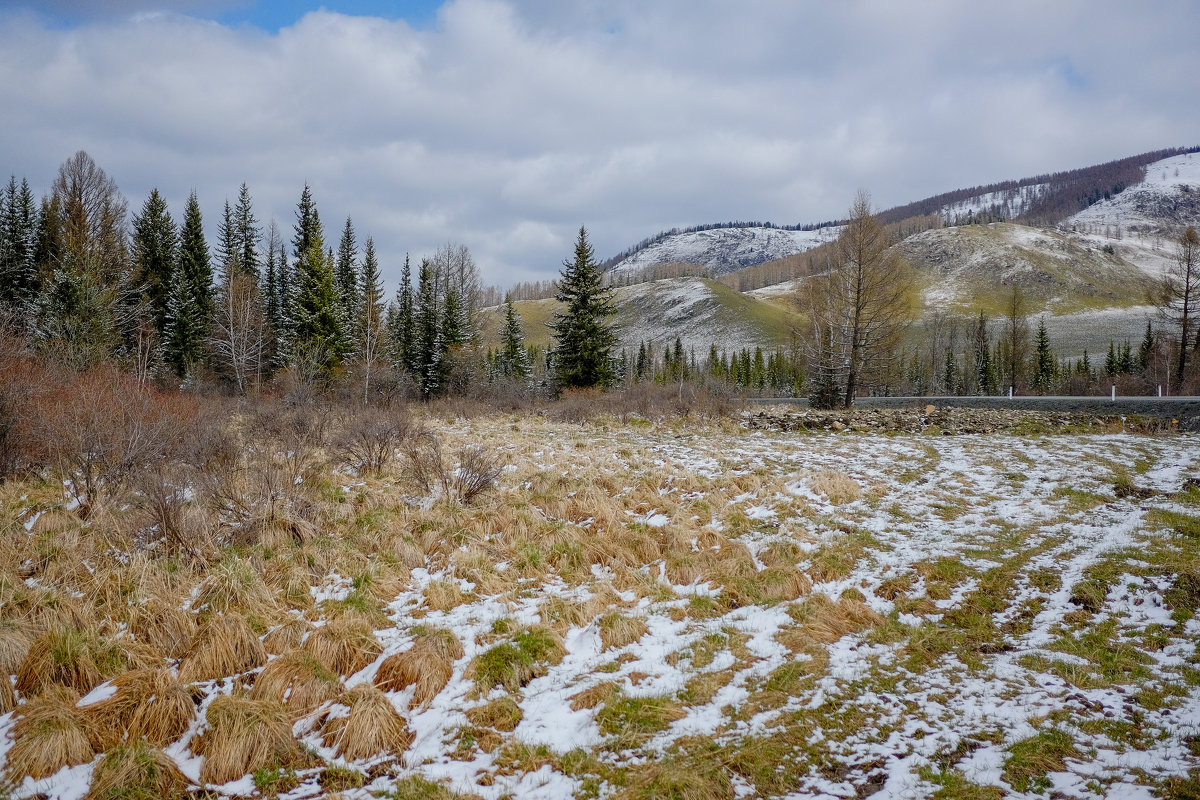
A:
2 0 1198 293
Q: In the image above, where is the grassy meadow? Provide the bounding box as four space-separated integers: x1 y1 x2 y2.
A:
0 377 1198 799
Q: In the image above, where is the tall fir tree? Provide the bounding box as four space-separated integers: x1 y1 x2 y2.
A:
496 294 533 381
1138 321 1155 371
549 226 618 389
290 189 345 375
234 183 260 282
1031 317 1056 394
387 253 415 372
358 236 386 402
335 216 359 331
178 191 214 338
215 199 239 284
413 257 441 397
972 311 995 395
162 264 204 379
0 176 38 314
131 188 178 338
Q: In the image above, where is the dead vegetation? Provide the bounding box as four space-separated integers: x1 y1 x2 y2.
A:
0 363 1195 799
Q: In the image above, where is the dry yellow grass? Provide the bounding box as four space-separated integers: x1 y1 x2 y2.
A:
81 668 193 750
0 623 32 675
192 556 276 617
466 696 523 731
84 739 189 800
7 686 94 782
192 694 307 785
17 625 125 696
569 682 616 711
322 684 413 760
302 618 382 677
785 593 882 645
263 616 314 655
424 580 468 612
130 604 196 660
374 644 453 707
178 614 267 683
808 469 863 505
598 613 649 650
249 649 342 716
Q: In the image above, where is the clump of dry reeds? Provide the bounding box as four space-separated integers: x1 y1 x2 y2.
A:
192 555 275 617
807 469 863 505
263 616 314 655
7 686 94 782
178 614 267 683
191 695 307 785
130 604 196 660
81 668 193 750
302 619 382 677
249 649 341 716
17 625 126 696
597 613 649 650
84 739 189 800
322 684 413 760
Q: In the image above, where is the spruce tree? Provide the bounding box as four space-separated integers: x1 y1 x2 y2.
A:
389 253 415 372
413 257 441 397
1031 317 1055 394
163 266 203 379
359 236 386 402
0 176 38 314
291 197 345 375
549 226 617 389
496 294 532 381
1105 341 1118 377
131 188 178 337
178 192 214 337
1138 321 1155 371
216 199 239 284
335 216 359 328
234 183 260 282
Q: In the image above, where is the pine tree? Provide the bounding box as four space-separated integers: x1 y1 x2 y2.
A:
1031 317 1055 394
1105 340 1118 376
291 197 345 376
234 183 260 282
131 188 178 338
413 258 441 397
387 254 415 373
359 236 386 403
496 294 532 381
0 176 38 314
1118 340 1133 374
216 199 239 285
335 216 359 329
162 265 204 379
973 311 995 395
1138 321 1155 371
549 227 618 389
178 192 214 338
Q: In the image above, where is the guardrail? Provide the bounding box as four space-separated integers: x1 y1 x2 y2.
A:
748 395 1200 421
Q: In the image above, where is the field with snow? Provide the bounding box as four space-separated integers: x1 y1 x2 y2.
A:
3 410 1200 800
610 226 841 278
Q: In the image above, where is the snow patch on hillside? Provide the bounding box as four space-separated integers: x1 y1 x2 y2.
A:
939 182 1052 223
610 226 841 277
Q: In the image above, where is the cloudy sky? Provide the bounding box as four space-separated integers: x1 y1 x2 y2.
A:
2 0 1197 291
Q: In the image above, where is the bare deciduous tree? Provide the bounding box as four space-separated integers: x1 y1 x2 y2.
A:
805 191 913 407
211 273 269 394
1156 225 1200 391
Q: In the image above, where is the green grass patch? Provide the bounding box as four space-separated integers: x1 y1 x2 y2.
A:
1002 728 1081 793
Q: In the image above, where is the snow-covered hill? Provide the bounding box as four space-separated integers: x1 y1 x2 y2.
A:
1066 152 1200 238
608 225 841 278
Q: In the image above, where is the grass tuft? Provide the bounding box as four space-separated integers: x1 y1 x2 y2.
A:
85 739 189 800
192 694 307 785
322 684 413 760
178 613 267 682
7 685 94 782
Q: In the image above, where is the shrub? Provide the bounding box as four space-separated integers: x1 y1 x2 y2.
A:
403 433 505 504
332 406 416 475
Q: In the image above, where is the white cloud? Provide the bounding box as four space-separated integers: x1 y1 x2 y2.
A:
0 0 1197 291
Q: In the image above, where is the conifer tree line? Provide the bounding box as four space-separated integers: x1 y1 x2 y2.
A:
0 151 547 400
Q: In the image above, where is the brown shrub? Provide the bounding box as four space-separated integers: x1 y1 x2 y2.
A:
7 686 94 782
322 684 413 760
17 625 127 696
85 739 189 800
332 406 416 475
178 614 267 683
192 695 307 785
81 668 193 750
302 619 382 677
249 650 342 717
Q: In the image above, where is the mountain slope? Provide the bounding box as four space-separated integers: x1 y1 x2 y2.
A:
607 226 840 279
479 277 802 356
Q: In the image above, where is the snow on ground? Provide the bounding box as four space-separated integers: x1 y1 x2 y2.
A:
7 419 1200 799
610 226 841 277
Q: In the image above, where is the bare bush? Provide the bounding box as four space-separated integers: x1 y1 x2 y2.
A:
452 444 505 504
35 367 198 515
332 406 415 476
402 433 504 503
